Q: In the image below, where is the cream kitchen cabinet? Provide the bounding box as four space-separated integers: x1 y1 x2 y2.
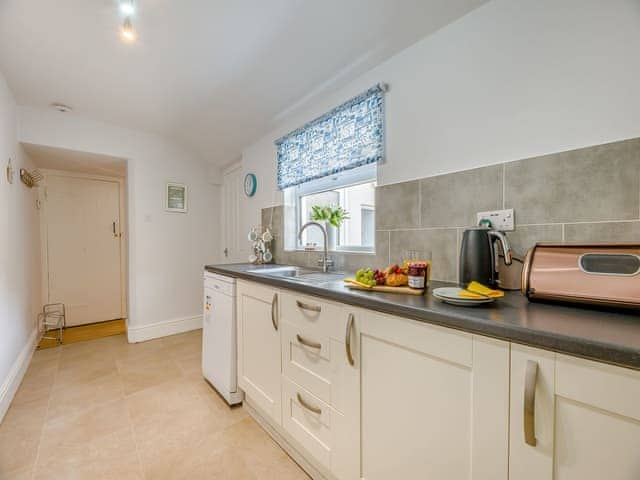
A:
359 309 510 480
236 280 282 425
509 344 640 480
235 278 640 480
279 292 360 480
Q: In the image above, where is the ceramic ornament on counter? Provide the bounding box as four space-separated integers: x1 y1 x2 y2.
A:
248 226 273 264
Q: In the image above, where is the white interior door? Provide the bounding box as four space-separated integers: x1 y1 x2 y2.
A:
222 167 242 263
46 175 123 326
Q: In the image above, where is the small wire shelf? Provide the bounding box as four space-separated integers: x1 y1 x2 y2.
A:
38 303 66 346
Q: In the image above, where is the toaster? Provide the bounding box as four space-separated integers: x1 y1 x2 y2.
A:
521 243 640 309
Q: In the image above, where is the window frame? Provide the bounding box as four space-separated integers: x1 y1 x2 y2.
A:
287 164 377 253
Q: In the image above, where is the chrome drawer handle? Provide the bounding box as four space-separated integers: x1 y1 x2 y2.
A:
297 393 322 415
271 293 278 331
296 300 321 313
296 334 321 350
524 360 538 447
345 313 355 366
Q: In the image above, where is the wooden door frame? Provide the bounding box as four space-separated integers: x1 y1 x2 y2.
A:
39 169 128 322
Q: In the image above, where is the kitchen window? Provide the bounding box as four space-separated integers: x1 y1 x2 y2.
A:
276 84 386 253
287 165 376 252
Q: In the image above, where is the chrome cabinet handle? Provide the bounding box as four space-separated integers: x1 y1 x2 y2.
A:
296 300 321 313
296 334 321 350
524 360 538 446
345 313 355 366
297 393 322 415
271 293 278 331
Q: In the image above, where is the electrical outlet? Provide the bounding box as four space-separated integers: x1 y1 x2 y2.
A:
476 208 515 231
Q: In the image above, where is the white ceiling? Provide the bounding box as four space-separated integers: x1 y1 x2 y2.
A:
23 143 127 177
1 0 486 166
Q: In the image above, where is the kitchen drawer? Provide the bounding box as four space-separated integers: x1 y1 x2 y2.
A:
282 321 356 413
280 291 347 340
556 354 640 421
282 375 340 474
204 271 235 296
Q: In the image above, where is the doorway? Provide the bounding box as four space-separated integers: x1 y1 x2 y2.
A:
222 164 242 263
43 172 125 326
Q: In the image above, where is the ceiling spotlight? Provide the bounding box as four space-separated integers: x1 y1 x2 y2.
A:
119 0 135 16
121 17 136 42
50 102 72 113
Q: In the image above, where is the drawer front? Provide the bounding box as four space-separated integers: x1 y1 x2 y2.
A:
204 272 235 296
282 375 334 472
282 322 344 408
280 291 346 340
237 280 278 304
556 354 640 421
359 307 473 368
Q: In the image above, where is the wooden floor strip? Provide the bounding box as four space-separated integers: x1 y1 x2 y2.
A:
37 319 127 349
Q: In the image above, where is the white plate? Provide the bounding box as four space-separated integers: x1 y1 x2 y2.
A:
432 287 495 306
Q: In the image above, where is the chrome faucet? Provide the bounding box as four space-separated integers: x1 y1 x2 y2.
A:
298 221 333 272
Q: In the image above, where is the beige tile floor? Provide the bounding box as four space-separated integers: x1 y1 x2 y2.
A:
0 330 309 480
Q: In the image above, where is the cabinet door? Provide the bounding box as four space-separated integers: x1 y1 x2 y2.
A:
510 345 640 480
237 281 282 425
360 311 509 480
509 344 556 480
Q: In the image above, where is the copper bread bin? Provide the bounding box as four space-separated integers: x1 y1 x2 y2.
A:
521 243 640 309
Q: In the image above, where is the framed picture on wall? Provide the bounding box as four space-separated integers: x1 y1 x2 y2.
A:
166 182 188 213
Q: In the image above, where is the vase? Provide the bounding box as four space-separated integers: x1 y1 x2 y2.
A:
325 223 337 251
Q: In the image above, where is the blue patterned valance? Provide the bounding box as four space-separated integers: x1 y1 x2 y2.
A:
276 84 386 190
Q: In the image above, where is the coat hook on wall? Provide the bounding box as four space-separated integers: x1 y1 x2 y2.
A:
6 158 14 184
19 168 43 188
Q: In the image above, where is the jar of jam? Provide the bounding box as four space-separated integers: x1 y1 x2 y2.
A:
407 262 427 289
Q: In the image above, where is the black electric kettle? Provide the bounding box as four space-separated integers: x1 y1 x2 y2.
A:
459 227 513 288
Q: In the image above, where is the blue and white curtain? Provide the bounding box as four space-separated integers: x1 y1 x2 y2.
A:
275 84 386 190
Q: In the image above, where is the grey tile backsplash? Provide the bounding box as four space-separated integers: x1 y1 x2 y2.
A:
374 180 420 229
390 229 458 282
261 137 640 283
505 138 640 224
419 164 503 228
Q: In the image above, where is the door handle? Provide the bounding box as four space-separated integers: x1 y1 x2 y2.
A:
271 293 278 331
296 300 321 313
297 393 322 415
345 313 355 366
224 247 229 257
296 334 321 350
524 360 538 446
112 221 117 238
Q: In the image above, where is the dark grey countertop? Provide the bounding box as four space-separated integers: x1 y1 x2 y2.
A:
205 263 640 370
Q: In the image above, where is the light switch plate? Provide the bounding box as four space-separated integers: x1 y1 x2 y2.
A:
476 208 515 231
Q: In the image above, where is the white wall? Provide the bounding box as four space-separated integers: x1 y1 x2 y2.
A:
0 73 41 419
18 107 221 340
240 0 640 241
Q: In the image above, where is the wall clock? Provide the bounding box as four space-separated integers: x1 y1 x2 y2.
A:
244 173 257 197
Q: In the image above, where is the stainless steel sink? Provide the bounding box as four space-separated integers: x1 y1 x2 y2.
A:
247 266 344 285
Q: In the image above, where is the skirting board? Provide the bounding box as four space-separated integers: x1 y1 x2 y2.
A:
0 329 37 423
127 315 202 343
